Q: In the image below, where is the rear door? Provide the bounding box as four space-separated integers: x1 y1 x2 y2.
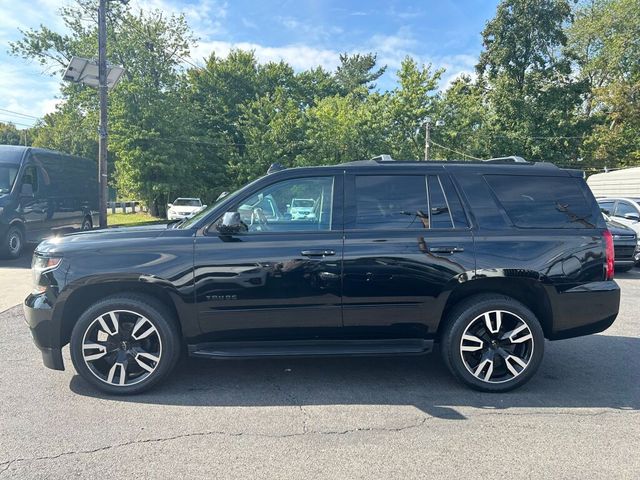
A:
342 170 475 338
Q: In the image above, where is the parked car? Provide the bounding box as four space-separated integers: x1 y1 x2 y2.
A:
597 197 640 264
24 156 620 394
0 145 97 259
167 198 205 220
289 198 316 220
603 213 637 272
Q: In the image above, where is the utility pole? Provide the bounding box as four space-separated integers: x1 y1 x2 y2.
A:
98 0 108 228
424 119 431 161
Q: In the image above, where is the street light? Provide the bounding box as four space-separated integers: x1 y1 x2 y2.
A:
61 0 127 229
423 117 445 161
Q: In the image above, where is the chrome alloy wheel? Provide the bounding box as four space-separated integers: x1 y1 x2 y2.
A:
81 310 162 387
459 310 534 384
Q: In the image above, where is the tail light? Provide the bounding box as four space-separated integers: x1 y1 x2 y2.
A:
603 230 614 280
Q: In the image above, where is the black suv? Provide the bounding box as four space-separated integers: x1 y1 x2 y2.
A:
24 158 620 394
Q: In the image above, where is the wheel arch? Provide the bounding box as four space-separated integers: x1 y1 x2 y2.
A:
438 277 553 339
58 281 188 347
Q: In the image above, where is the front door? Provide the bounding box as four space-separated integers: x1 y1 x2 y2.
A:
194 174 343 342
342 171 475 338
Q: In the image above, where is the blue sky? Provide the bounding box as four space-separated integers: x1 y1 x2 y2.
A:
0 0 500 129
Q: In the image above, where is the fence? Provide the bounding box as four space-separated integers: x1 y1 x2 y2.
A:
107 201 147 214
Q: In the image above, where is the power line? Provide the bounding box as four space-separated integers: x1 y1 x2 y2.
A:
0 118 37 128
429 139 482 161
0 108 41 120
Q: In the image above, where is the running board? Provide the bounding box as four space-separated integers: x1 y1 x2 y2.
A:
188 338 433 359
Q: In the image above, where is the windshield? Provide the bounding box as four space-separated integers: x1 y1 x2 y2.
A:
173 198 201 207
0 165 19 195
292 199 315 208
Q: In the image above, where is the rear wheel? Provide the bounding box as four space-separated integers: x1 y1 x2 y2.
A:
0 225 25 259
441 294 544 392
70 294 180 394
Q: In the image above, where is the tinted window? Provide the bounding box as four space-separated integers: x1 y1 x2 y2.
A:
598 200 615 215
0 165 19 194
352 175 428 229
234 176 334 232
428 175 453 229
438 175 468 228
485 175 596 228
615 202 638 217
22 166 38 193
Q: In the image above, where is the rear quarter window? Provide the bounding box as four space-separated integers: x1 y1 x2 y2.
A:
485 175 596 229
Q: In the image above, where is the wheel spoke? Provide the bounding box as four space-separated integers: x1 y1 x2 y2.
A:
461 334 484 352
474 357 494 381
131 316 156 341
98 312 119 337
484 311 502 334
504 354 528 377
134 352 160 373
83 343 107 361
106 361 127 385
502 322 533 344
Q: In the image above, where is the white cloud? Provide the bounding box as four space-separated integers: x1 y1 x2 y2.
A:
191 40 342 71
132 0 228 36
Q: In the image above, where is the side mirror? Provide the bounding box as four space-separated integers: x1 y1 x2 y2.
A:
21 183 33 197
167 203 173 208
624 213 640 222
215 211 247 234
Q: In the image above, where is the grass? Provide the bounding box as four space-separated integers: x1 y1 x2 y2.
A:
107 211 166 227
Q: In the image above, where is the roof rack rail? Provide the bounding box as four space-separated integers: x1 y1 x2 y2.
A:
370 154 394 162
483 156 528 164
267 162 286 174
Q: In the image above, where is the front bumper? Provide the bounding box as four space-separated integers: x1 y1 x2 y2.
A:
547 280 620 340
23 292 64 370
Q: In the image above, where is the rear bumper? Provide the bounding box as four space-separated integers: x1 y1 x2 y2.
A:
548 281 620 340
23 292 64 370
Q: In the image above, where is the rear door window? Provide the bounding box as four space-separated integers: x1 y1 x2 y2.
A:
350 175 428 229
485 175 596 229
347 174 468 230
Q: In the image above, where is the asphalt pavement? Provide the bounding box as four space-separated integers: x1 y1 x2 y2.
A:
0 269 638 479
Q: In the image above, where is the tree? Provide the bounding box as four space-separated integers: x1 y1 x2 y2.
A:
476 0 588 164
334 53 386 94
568 0 640 166
385 57 443 160
0 122 24 146
10 1 199 215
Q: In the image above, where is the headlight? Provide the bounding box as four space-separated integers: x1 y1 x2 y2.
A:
32 255 62 293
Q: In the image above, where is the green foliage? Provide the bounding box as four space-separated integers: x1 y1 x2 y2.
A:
0 122 24 145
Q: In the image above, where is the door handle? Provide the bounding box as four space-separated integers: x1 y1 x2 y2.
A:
428 246 464 254
301 249 336 257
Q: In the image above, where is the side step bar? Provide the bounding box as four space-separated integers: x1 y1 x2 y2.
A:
188 338 434 359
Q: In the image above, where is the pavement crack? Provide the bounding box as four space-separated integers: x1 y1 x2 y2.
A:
0 419 430 474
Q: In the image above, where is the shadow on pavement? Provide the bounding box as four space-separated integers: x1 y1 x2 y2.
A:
70 333 640 420
0 245 35 270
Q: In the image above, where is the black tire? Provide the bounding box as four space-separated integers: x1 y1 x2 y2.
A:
0 224 25 260
440 294 544 392
615 265 633 273
70 294 181 395
80 216 92 231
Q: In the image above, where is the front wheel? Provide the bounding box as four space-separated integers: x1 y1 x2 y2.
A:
80 216 92 231
0 225 25 259
70 294 181 394
441 294 544 392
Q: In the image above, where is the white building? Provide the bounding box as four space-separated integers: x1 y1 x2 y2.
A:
587 167 640 197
